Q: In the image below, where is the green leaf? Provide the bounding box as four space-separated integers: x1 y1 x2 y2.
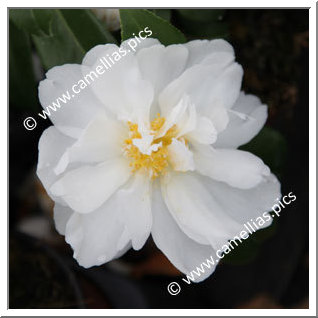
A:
120 9 186 45
10 9 117 70
240 126 288 178
151 9 172 21
182 21 229 39
59 9 116 51
175 9 228 40
9 21 38 111
31 11 84 69
32 9 54 35
9 9 48 36
177 9 225 22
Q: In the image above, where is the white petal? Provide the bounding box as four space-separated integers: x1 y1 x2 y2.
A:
214 92 268 148
167 139 195 172
206 105 229 132
65 174 151 268
64 212 83 256
200 173 281 227
185 39 234 68
83 39 161 67
82 43 120 66
159 62 242 133
114 242 132 259
175 100 197 138
120 37 161 53
200 62 243 111
65 202 125 268
54 114 127 174
65 172 156 268
116 173 152 251
159 57 235 116
158 95 190 137
50 158 131 214
193 145 270 189
151 182 217 281
187 116 217 144
137 44 188 96
38 64 106 138
53 203 73 235
82 44 154 124
161 172 243 249
37 126 75 203
174 100 224 139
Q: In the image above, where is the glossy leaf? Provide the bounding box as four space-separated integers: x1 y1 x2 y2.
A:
177 9 225 22
151 9 171 21
10 9 117 70
120 9 186 45
59 9 116 51
31 11 85 69
9 9 47 36
175 9 228 39
9 21 38 110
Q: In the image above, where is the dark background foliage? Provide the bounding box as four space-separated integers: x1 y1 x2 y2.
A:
9 9 309 309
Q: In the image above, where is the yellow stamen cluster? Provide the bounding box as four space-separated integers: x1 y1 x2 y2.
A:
124 114 177 179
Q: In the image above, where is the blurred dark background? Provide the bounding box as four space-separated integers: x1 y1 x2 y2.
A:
9 9 309 309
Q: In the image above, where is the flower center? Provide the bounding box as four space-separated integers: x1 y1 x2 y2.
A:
123 114 179 179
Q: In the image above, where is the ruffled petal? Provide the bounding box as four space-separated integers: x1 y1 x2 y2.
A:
82 39 161 66
116 173 152 250
199 173 281 227
50 158 131 214
151 183 217 281
193 145 270 189
121 37 161 53
185 39 234 68
54 114 127 174
82 43 119 66
82 44 154 124
161 172 243 249
186 116 217 145
214 92 268 148
37 126 75 203
137 44 188 96
168 98 217 145
157 95 191 137
159 61 242 133
202 62 243 110
159 57 236 116
53 203 73 235
64 174 152 268
38 64 106 138
167 139 195 172
65 203 125 268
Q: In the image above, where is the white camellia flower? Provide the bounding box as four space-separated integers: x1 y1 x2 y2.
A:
37 38 281 282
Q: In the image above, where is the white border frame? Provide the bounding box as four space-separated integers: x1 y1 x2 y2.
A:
3 0 316 316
